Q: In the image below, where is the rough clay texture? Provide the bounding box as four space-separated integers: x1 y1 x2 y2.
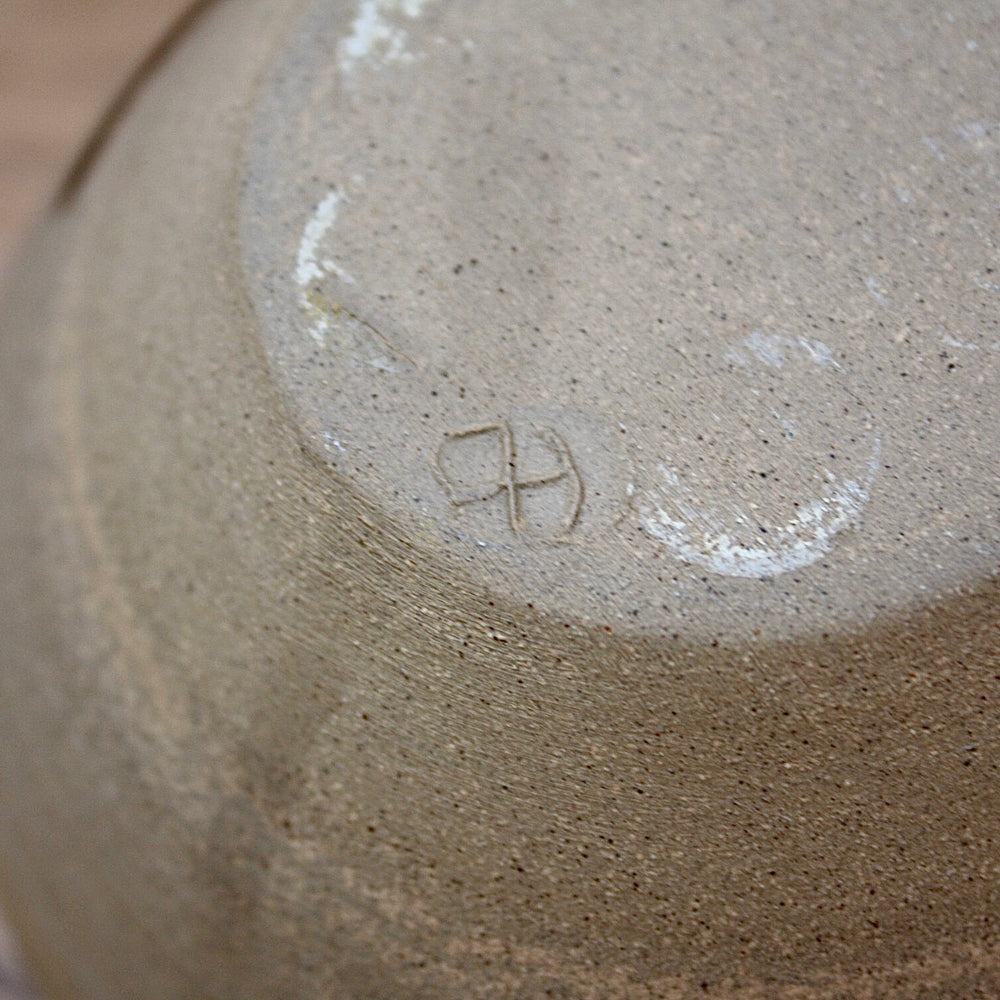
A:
0 1 999 998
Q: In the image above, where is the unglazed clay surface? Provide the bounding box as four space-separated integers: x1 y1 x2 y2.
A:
1 1 999 998
243 0 999 646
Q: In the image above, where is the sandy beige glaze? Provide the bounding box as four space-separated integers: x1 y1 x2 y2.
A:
1 0 999 998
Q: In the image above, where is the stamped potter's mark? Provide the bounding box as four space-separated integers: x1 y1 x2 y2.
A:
436 420 584 541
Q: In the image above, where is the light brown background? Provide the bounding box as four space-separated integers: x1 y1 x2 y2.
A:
0 2 192 993
0 0 190 275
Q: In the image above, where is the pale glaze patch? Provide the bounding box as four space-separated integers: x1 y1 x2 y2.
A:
640 446 880 579
339 0 431 77
639 334 881 579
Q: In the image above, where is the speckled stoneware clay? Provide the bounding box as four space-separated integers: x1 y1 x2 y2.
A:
1 1 999 997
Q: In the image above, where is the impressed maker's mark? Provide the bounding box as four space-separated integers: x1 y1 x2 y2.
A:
436 420 584 542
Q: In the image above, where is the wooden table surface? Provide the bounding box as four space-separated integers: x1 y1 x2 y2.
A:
0 0 190 275
0 3 193 993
